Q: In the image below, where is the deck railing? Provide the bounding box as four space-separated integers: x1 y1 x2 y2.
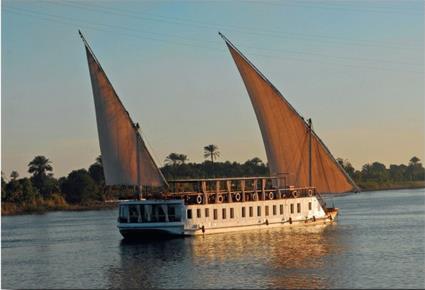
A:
153 176 317 205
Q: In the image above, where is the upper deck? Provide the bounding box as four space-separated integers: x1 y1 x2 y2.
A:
144 176 322 206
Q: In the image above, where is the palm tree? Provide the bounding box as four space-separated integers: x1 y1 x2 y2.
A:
248 157 263 166
204 144 220 165
10 171 19 180
165 153 181 166
28 156 53 177
95 155 103 165
409 156 420 166
177 154 188 164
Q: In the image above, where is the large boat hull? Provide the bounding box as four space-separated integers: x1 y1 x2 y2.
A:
118 223 185 239
118 215 336 238
117 196 338 239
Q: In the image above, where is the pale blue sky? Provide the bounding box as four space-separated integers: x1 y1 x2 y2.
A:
2 0 424 178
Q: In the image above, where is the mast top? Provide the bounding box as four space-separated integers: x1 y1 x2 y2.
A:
78 30 102 67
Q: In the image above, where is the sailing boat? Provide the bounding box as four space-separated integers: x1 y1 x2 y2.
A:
80 31 358 239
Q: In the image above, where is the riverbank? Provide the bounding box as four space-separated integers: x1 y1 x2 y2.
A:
358 180 425 192
2 181 423 216
1 196 118 216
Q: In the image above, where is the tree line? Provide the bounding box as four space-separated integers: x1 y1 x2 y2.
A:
2 143 424 210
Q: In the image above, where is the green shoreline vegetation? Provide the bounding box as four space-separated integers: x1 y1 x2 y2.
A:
2 146 424 216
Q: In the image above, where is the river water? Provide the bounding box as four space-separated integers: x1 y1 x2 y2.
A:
2 189 424 289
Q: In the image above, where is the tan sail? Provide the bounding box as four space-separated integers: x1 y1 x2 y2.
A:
80 32 167 188
221 34 358 193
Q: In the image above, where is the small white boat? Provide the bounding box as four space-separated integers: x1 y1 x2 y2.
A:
79 31 356 239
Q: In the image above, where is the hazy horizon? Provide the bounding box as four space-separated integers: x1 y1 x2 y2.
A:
2 0 424 179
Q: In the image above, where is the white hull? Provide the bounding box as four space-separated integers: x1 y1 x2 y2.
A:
117 196 336 238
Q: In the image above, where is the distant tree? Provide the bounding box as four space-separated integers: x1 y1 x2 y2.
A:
362 162 388 182
165 153 182 166
19 178 38 203
1 172 7 201
246 157 264 167
204 145 220 177
177 154 189 164
409 156 420 166
204 145 220 164
61 169 99 204
28 155 56 197
88 157 105 185
389 164 406 181
95 155 103 165
5 178 38 203
337 158 355 177
353 170 362 182
406 156 424 181
28 156 53 177
10 171 19 181
5 179 23 202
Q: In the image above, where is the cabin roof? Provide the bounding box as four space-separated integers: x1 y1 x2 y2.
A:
167 176 287 183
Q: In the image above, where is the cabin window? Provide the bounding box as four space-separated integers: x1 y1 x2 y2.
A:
290 204 294 214
273 205 277 215
197 208 201 218
280 204 283 215
129 205 139 223
222 208 227 219
230 208 234 219
205 208 210 218
308 202 312 210
119 205 129 223
151 205 166 222
159 206 166 222
242 207 246 218
168 206 176 222
297 203 301 213
187 209 192 219
214 209 218 220
257 206 261 216
249 206 253 217
265 206 269 216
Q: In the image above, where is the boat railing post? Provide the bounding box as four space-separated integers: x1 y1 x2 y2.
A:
241 180 246 202
253 179 259 201
215 180 221 203
226 180 232 203
261 178 266 200
201 181 208 204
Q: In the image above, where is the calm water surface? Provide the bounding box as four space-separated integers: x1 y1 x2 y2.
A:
2 189 425 289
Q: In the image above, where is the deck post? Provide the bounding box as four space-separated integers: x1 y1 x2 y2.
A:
241 180 246 201
253 179 259 201
226 180 232 203
201 181 208 204
261 178 266 200
215 180 221 203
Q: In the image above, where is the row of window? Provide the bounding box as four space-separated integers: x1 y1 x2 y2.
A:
187 202 312 220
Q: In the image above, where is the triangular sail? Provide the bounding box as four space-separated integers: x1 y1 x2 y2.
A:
80 31 167 188
220 33 358 193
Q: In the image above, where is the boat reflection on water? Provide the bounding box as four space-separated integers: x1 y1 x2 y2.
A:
189 225 342 288
107 224 343 289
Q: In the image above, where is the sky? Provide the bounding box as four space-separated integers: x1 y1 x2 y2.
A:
1 0 424 179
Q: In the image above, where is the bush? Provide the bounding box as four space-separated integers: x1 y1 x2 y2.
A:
61 169 100 204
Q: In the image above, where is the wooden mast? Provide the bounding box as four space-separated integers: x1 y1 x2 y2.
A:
308 118 312 187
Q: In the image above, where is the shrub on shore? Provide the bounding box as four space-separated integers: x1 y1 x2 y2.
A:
1 154 424 216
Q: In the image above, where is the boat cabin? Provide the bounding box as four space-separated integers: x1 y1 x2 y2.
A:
118 200 185 224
